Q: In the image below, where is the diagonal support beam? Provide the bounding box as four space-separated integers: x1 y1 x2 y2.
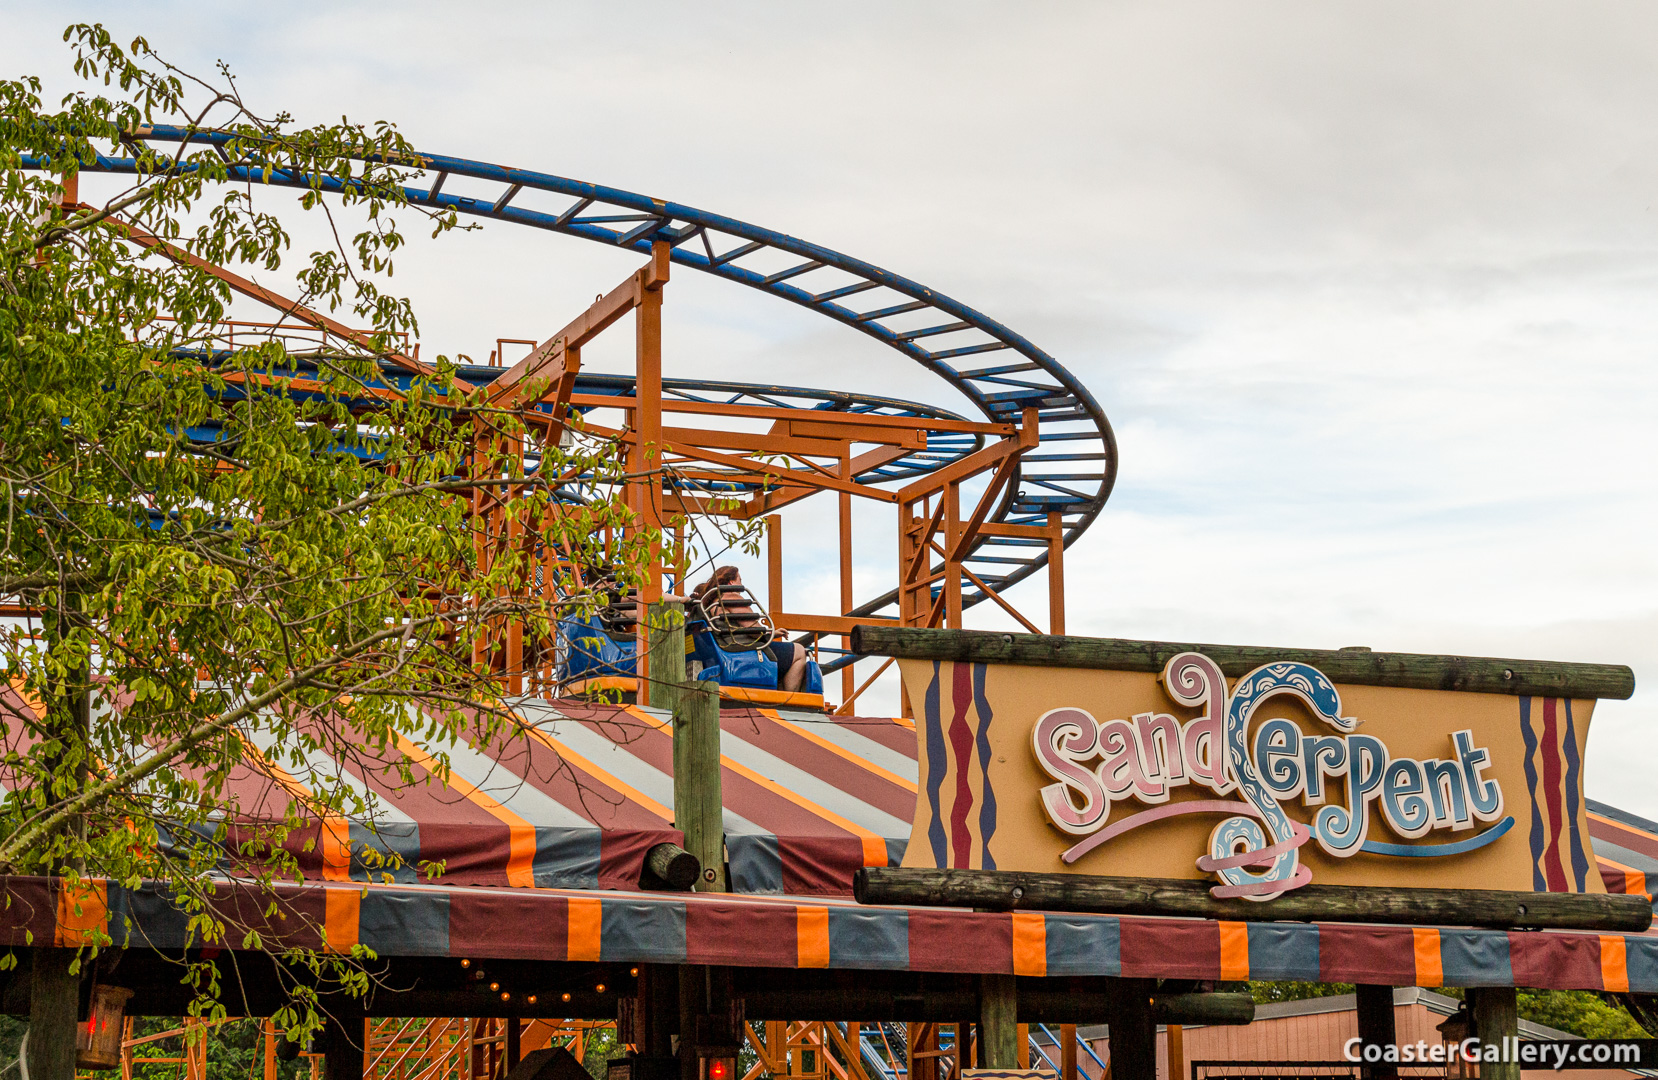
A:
944 451 1022 566
105 212 435 380
487 245 670 427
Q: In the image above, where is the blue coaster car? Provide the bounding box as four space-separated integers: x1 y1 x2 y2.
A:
689 623 776 689
688 584 825 695
559 591 641 681
560 614 638 679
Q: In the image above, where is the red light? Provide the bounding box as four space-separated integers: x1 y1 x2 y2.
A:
709 1062 729 1080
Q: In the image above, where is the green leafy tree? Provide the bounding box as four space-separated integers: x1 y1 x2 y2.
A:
1249 981 1355 1004
0 24 660 1078
1515 990 1645 1040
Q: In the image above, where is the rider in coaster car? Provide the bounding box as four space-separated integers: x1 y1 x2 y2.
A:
690 565 809 693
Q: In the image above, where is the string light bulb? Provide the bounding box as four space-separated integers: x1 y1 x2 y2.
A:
629 968 638 977
527 995 538 1005
561 993 571 1003
460 959 471 968
501 992 510 1002
489 982 500 992
594 983 606 993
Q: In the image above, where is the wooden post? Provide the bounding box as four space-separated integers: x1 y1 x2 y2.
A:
1015 1024 1030 1069
264 1021 278 1080
1046 512 1065 636
1106 979 1157 1080
679 966 701 1080
1354 985 1396 1080
1060 1023 1078 1080
674 681 725 892
978 974 1018 1069
1471 987 1520 1080
320 1018 364 1080
1165 1025 1183 1080
28 948 79 1080
648 600 686 717
638 964 679 1059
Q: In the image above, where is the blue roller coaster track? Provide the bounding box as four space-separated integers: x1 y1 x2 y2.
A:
47 125 1118 623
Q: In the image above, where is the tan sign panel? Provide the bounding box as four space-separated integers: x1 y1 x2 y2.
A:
896 653 1598 896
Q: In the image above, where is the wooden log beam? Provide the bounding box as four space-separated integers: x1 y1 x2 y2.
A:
642 842 701 891
848 626 1636 700
1151 994 1255 1026
854 867 1654 932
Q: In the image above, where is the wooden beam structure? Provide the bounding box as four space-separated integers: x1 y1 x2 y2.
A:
849 626 1637 701
855 867 1654 932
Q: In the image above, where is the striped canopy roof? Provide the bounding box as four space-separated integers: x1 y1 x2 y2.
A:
229 694 1658 907
12 693 1658 990
1592 799 1658 901
214 698 917 897
13 688 1658 907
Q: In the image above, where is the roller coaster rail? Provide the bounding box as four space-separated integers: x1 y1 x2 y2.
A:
48 126 1115 612
31 126 1117 712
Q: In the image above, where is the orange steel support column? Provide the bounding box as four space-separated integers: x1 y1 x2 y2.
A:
895 498 922 718
633 243 668 703
505 430 525 695
943 481 963 629
1046 511 1066 636
767 514 783 614
839 452 854 702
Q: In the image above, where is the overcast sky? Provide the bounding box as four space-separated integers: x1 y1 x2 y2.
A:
8 3 1658 814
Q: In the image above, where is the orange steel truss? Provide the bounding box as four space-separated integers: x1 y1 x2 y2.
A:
463 240 1066 713
138 232 1066 715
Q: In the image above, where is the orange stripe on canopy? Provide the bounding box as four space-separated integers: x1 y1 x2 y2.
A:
396 734 537 887
1413 928 1443 987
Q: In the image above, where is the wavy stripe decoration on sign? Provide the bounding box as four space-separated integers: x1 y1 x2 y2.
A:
896 652 1600 898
